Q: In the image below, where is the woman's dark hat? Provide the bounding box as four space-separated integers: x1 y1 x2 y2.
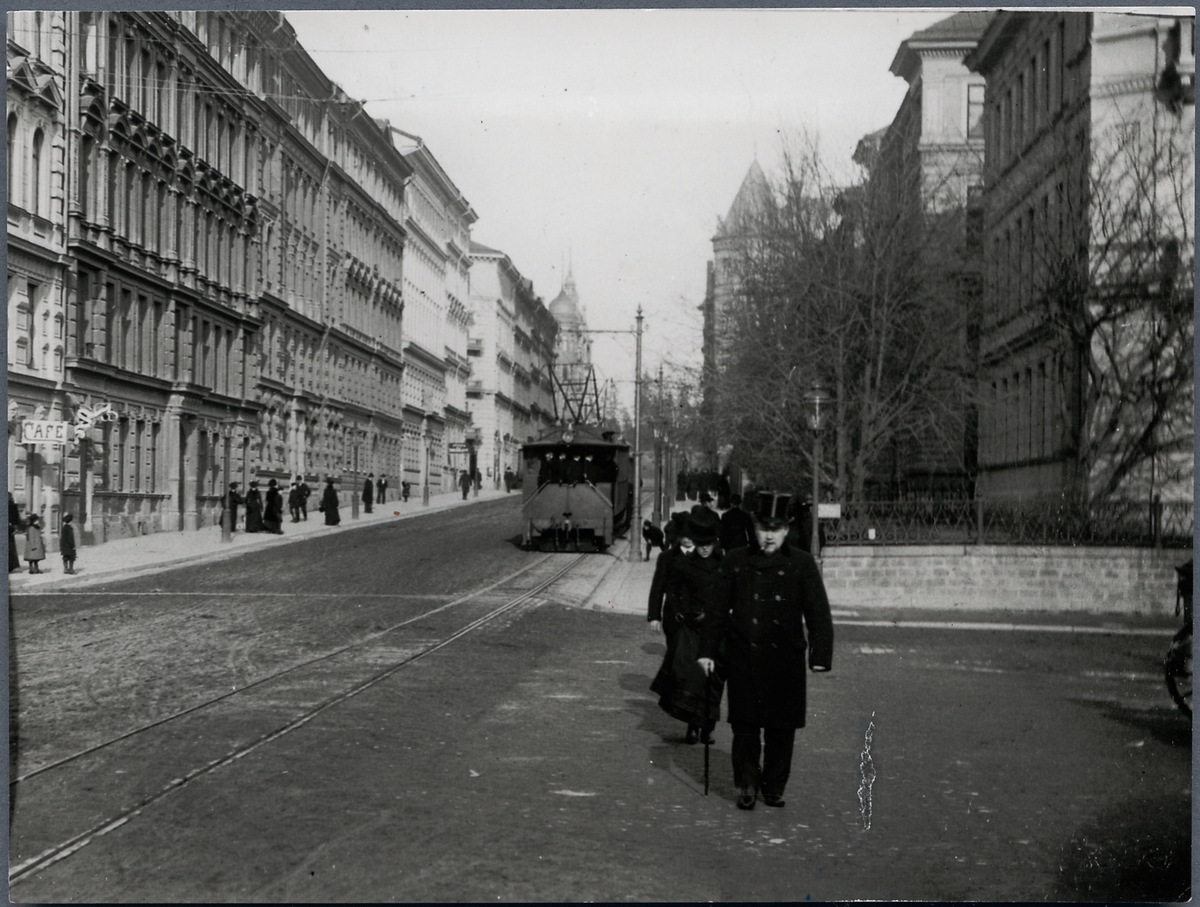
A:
687 510 721 545
753 491 791 530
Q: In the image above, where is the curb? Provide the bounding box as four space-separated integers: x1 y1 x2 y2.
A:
8 493 511 593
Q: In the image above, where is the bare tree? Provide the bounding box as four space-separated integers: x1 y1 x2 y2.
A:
1026 103 1194 503
711 137 977 502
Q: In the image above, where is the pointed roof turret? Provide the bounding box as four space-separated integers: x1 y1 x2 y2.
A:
714 160 770 239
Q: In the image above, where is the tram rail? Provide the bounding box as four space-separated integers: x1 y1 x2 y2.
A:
10 552 588 884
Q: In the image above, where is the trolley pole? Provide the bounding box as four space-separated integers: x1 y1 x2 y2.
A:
630 306 643 563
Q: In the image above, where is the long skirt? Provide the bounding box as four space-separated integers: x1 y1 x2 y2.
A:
650 616 724 726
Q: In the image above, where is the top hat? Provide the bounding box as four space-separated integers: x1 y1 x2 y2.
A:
687 509 721 546
267 478 277 487
753 491 791 530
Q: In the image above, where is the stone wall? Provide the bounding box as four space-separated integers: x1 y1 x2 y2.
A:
823 545 1190 614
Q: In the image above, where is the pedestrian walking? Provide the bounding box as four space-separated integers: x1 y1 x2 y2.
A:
296 475 311 520
363 473 375 514
24 513 46 573
9 492 23 572
288 481 303 522
459 469 471 500
720 493 756 553
650 510 727 745
244 480 264 533
698 492 834 810
60 512 77 574
376 473 388 504
225 481 244 532
717 470 732 510
320 477 341 525
473 468 482 493
401 480 411 502
642 519 666 561
263 478 284 534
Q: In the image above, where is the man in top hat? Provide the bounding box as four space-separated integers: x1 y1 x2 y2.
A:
697 490 833 810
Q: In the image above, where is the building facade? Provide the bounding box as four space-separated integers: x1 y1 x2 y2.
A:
389 126 478 497
968 11 1194 502
7 11 420 545
856 10 991 497
467 242 558 488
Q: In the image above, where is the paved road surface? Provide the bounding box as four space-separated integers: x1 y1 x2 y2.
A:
9 496 1191 901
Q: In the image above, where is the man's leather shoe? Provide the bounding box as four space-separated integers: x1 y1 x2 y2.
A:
684 726 699 745
761 794 786 808
699 729 716 745
736 788 756 810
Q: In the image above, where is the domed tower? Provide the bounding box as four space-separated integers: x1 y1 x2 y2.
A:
549 268 596 422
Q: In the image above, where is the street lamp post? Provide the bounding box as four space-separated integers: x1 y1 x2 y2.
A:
630 307 643 563
802 380 834 563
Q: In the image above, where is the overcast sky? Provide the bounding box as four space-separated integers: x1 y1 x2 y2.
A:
284 8 956 411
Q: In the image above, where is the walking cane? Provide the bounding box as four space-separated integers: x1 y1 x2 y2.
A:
703 671 712 796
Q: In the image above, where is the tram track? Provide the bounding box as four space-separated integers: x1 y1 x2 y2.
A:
10 552 588 885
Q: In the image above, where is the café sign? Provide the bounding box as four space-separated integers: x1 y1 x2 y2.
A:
22 421 73 444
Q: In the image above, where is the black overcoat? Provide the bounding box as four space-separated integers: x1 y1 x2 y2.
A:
60 522 76 558
263 486 283 531
244 489 264 532
650 549 727 725
699 544 833 729
321 484 341 525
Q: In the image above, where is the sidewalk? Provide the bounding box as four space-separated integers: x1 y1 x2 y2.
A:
7 488 513 593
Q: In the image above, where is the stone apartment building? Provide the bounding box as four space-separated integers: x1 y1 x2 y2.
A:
967 11 1195 503
5 11 483 547
466 242 558 489
388 126 477 497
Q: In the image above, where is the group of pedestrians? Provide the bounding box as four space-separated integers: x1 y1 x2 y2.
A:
646 491 834 811
226 478 289 534
9 492 76 575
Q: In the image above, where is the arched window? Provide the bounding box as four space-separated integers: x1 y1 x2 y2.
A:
30 128 43 216
7 113 17 201
79 135 94 219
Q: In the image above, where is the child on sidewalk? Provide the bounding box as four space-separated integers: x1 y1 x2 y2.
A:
61 513 77 574
24 514 45 574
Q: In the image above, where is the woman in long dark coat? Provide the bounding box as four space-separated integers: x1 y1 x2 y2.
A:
649 510 726 744
320 478 341 525
262 479 284 534
244 481 264 533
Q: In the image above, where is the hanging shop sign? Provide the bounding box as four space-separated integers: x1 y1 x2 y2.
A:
72 402 118 439
22 421 73 444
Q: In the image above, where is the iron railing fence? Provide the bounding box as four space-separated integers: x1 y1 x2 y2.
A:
823 498 1193 548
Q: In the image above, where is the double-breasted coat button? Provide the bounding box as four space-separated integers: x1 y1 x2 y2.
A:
778 570 785 575
775 594 782 601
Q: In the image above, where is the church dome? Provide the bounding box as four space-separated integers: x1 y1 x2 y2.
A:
549 271 584 327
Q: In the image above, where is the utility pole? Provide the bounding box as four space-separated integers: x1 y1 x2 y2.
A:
630 306 643 563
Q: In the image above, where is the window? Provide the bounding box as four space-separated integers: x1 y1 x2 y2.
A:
75 270 91 357
967 84 985 139
6 113 16 200
22 281 39 367
30 128 43 216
